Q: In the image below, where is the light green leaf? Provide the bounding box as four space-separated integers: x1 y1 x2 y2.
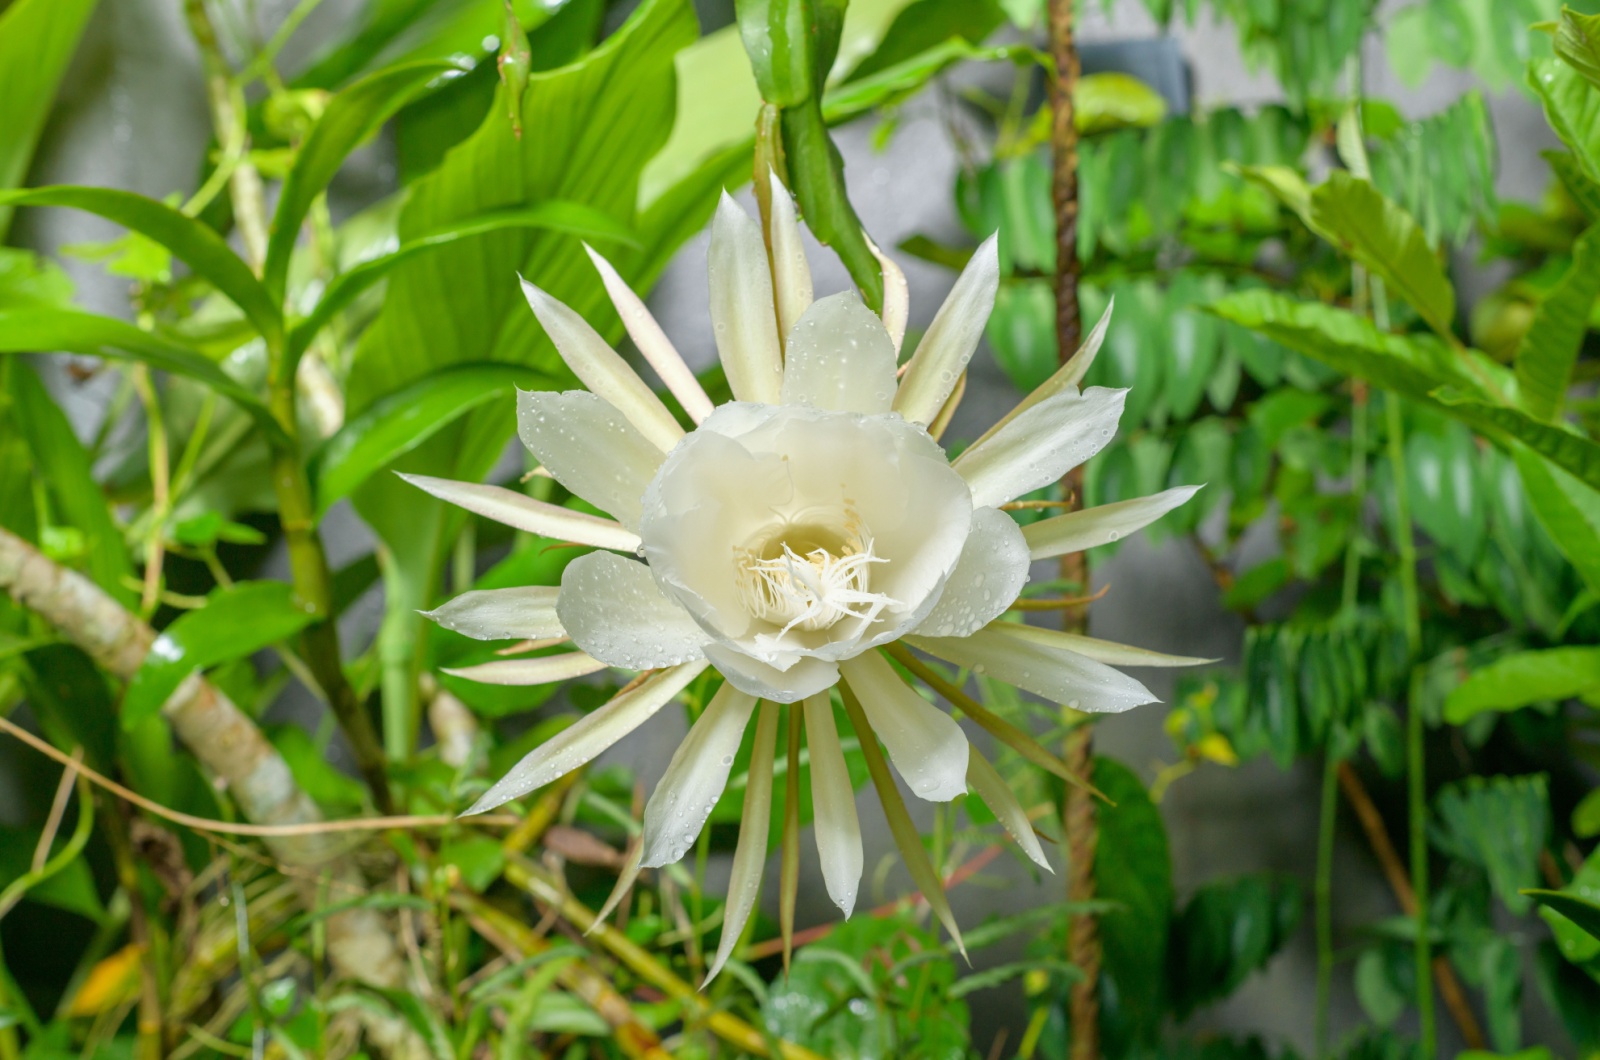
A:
1309 170 1456 339
1515 224 1600 421
1076 72 1168 134
1545 149 1600 221
1515 446 1600 595
0 0 98 239
288 201 636 360
0 187 281 344
1431 774 1549 914
121 582 319 730
311 362 554 517
0 308 286 448
1530 57 1600 183
265 59 463 299
1443 647 1600 723
1553 7 1600 90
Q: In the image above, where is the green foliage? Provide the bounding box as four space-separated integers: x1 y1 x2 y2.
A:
0 0 98 239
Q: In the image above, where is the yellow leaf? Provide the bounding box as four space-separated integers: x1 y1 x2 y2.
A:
1193 734 1239 768
66 943 142 1017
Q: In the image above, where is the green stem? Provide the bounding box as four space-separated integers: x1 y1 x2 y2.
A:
1313 752 1339 1059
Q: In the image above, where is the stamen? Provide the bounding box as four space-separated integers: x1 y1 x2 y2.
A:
737 536 899 636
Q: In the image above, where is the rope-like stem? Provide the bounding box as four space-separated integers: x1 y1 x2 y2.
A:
1048 1 1098 1055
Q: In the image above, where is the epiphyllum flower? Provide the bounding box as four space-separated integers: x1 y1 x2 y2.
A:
406 177 1204 979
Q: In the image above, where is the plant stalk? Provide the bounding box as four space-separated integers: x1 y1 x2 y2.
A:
1048 1 1098 1057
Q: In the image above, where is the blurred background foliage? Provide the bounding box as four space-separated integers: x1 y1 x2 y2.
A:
0 0 1599 1058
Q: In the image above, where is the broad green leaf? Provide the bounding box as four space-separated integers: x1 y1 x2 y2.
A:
1531 57 1600 184
0 187 281 344
1430 774 1549 914
121 582 318 730
844 0 1003 83
1433 389 1600 495
1169 874 1302 1018
1093 756 1172 1033
1527 888 1600 945
0 247 72 308
0 825 102 922
1515 446 1600 595
310 363 554 516
1530 849 1600 964
0 0 98 239
6 364 135 607
736 0 840 106
1546 149 1600 221
1309 171 1456 340
1444 647 1600 722
265 60 463 299
1515 224 1600 421
287 201 635 360
0 308 286 448
1554 8 1600 91
438 836 506 893
1076 72 1168 134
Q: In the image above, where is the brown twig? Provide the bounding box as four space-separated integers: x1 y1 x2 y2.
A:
1337 763 1486 1049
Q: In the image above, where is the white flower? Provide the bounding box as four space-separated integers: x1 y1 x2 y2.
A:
406 175 1205 977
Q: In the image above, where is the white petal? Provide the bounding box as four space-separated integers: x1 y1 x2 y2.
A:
422 586 563 641
968 299 1114 452
640 683 757 867
516 390 664 530
780 291 898 414
399 473 640 553
838 652 968 802
590 843 643 931
893 233 998 425
907 624 1156 713
804 692 863 916
520 278 684 452
966 744 1051 872
867 235 909 356
767 170 813 340
584 244 714 424
442 652 607 686
953 386 1128 509
1023 485 1202 560
464 660 710 814
995 623 1214 668
557 552 712 669
706 700 780 986
709 192 783 404
914 507 1030 639
704 643 838 704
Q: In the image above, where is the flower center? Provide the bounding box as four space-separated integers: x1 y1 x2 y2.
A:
735 525 898 636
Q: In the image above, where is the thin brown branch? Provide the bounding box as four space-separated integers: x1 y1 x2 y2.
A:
1337 763 1486 1049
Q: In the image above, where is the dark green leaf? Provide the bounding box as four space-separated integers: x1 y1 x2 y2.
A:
0 187 281 344
1527 888 1600 947
122 581 318 730
0 308 285 447
1430 774 1549 914
0 0 98 240
781 99 884 310
1444 646 1600 722
1433 388 1600 495
1093 756 1173 1035
1309 171 1456 339
7 363 135 606
1515 223 1600 421
0 825 102 921
1168 874 1302 1017
265 60 463 299
311 363 555 517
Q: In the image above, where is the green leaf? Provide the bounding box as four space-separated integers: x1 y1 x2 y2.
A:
0 247 73 308
1531 57 1600 184
6 364 135 606
1527 887 1600 948
0 0 98 240
311 363 554 517
1308 171 1456 340
1574 788 1600 838
1515 223 1600 421
0 187 281 344
1554 8 1600 92
0 825 102 922
1430 774 1549 914
0 308 286 449
1444 647 1600 722
1514 446 1600 596
265 59 463 299
781 94 884 310
735 0 841 106
1076 72 1169 134
1169 874 1302 1018
845 0 1002 82
1093 756 1173 1034
288 201 637 360
1432 388 1600 495
439 836 506 892
121 582 319 730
